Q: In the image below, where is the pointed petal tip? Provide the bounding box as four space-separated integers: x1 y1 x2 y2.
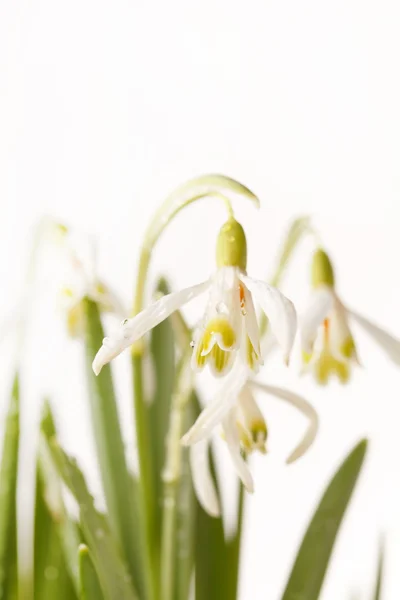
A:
246 480 255 494
92 356 102 376
180 433 190 446
205 502 221 518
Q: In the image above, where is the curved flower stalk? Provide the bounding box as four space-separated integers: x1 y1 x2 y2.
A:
182 361 318 515
300 248 400 384
92 218 297 376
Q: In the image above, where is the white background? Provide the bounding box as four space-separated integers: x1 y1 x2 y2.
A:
1 0 400 598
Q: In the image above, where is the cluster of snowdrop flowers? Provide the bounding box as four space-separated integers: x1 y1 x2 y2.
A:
299 248 400 385
91 214 318 512
91 206 400 516
92 217 297 376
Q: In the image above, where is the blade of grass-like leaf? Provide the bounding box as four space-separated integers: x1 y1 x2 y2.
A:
269 216 311 287
37 404 81 593
373 543 384 600
148 278 176 544
195 475 226 600
260 216 311 336
0 375 19 600
225 483 245 600
34 468 78 600
46 437 137 600
194 420 231 600
79 545 104 600
281 439 368 600
83 299 144 596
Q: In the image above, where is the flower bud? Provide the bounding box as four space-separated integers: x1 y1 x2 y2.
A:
311 248 335 288
216 218 247 271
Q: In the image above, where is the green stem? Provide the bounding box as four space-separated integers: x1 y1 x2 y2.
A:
132 355 158 600
160 356 192 600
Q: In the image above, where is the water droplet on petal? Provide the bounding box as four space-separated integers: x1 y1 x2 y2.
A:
190 341 195 348
216 302 228 314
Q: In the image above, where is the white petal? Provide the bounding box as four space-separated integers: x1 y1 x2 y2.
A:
92 279 210 375
250 381 318 464
222 409 254 492
260 331 277 359
349 308 400 366
181 362 249 445
239 274 297 363
300 287 335 354
189 440 220 517
241 282 262 359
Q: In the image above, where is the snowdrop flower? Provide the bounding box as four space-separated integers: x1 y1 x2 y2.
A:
300 248 400 384
92 218 297 376
57 225 123 337
185 363 318 516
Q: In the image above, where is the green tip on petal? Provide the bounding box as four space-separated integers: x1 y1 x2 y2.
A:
216 218 247 270
311 248 335 288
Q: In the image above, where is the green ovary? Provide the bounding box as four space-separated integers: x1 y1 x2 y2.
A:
314 350 350 385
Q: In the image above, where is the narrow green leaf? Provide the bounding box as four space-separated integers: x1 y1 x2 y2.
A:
269 216 311 287
373 542 384 600
0 375 20 600
34 468 77 600
78 545 104 600
261 216 311 336
195 424 229 600
37 404 81 594
148 278 176 543
83 299 144 596
281 439 368 600
46 437 137 600
225 483 245 600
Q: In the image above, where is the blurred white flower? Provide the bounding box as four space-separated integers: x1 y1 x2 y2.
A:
55 223 124 337
300 248 400 384
93 219 297 376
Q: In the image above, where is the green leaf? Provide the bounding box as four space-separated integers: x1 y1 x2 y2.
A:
195 482 227 600
78 545 104 600
224 484 245 600
281 439 368 600
0 375 20 600
270 216 311 287
34 467 78 600
373 542 384 600
148 278 176 543
46 437 137 600
83 299 144 596
194 409 231 600
260 216 311 336
37 404 81 594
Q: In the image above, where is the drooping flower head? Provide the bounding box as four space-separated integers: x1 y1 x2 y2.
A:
92 216 297 377
300 248 358 384
300 246 400 384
